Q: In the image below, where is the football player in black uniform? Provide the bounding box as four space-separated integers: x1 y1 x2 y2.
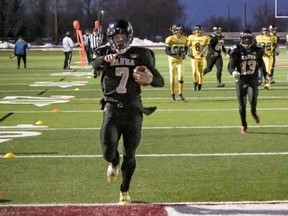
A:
92 20 164 205
204 26 227 87
227 30 268 134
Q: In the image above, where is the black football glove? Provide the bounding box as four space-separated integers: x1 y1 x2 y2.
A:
180 52 186 60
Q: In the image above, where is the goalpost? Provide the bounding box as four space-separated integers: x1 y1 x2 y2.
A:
275 0 288 18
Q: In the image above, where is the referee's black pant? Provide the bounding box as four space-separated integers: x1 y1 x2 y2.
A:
63 51 72 69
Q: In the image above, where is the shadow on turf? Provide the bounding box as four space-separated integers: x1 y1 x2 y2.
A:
133 201 150 204
0 199 12 203
250 131 288 135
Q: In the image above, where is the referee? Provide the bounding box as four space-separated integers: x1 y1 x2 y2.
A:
88 28 104 60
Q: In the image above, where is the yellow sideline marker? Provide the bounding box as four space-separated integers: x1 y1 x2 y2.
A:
3 153 16 158
35 120 43 125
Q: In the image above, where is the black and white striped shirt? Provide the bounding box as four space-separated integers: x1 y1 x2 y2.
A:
89 34 103 49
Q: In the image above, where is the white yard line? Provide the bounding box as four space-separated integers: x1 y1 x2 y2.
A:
1 124 288 130
0 125 288 131
9 152 288 158
1 107 288 114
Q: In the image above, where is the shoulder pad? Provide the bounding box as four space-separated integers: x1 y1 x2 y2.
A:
227 45 238 55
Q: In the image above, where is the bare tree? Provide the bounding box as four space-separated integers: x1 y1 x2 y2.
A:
252 1 287 31
0 0 185 42
101 0 184 40
201 15 242 32
0 0 24 40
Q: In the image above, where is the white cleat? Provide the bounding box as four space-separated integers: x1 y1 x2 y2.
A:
107 163 119 183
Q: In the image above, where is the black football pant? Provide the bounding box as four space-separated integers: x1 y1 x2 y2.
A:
63 51 72 69
100 102 143 192
204 54 223 84
85 46 93 64
17 54 26 68
236 79 258 128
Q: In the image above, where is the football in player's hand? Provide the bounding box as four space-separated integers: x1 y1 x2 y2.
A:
134 65 146 73
133 65 153 86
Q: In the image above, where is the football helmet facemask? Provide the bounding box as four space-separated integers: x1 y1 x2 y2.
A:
268 25 277 34
261 27 268 35
213 26 222 36
193 25 203 36
268 25 277 31
107 20 134 54
170 25 183 38
240 30 254 49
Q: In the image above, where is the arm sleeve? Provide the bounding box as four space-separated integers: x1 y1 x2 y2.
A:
165 46 177 56
208 35 217 51
227 57 236 75
199 45 208 57
69 39 74 48
222 45 227 54
147 50 165 87
91 47 110 73
227 51 237 75
92 56 105 69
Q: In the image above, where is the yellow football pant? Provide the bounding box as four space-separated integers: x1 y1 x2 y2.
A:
263 55 273 76
191 57 206 84
168 57 184 95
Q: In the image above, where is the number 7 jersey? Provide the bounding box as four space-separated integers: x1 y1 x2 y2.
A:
93 46 164 103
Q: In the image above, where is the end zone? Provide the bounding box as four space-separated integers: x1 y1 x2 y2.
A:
0 201 288 216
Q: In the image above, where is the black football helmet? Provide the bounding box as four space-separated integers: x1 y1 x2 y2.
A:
268 25 277 31
268 24 277 34
213 26 222 36
106 20 134 53
240 30 254 49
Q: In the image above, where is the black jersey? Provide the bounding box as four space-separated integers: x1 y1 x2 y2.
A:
228 44 267 82
92 46 164 103
208 33 226 54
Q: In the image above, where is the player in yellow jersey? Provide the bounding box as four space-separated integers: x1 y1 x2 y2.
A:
268 25 280 84
165 24 188 101
286 34 288 53
187 25 210 91
255 27 276 89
